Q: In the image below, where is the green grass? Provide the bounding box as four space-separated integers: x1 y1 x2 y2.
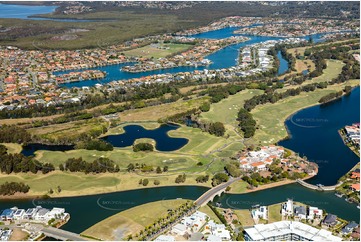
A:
123 43 193 59
82 199 190 240
200 89 264 134
1 143 22 154
0 172 121 193
233 209 255 226
301 60 344 85
228 180 249 193
198 205 222 223
268 203 282 223
252 79 359 144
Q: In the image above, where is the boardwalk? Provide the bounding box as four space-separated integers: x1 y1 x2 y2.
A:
296 179 341 191
195 177 241 207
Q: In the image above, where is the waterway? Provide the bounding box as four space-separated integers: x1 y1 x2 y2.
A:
279 87 360 186
0 3 57 19
277 50 289 75
57 27 325 88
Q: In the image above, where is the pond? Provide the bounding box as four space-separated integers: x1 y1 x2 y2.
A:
101 124 188 151
21 123 188 156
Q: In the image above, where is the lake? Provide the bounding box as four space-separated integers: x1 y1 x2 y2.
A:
101 124 188 151
21 123 188 156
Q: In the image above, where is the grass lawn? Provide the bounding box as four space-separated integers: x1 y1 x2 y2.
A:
198 205 222 223
0 170 212 197
82 199 190 240
301 60 344 85
228 180 249 193
1 143 22 154
233 209 255 227
252 79 359 144
200 89 264 135
268 203 282 223
123 43 193 59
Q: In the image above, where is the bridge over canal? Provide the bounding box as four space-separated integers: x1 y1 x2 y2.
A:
41 226 86 241
194 177 241 207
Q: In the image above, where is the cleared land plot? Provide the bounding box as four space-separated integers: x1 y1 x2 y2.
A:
82 199 190 240
252 79 359 144
123 43 193 58
233 209 255 227
268 203 282 223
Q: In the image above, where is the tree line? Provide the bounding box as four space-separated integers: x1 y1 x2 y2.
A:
60 157 120 173
0 145 55 174
0 182 30 196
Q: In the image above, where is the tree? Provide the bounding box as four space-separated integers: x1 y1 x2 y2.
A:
133 143 154 152
142 179 149 186
163 166 169 172
154 180 160 185
156 166 162 174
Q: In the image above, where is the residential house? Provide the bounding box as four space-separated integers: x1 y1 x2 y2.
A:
172 223 187 236
341 221 359 235
294 206 307 220
281 199 294 217
307 206 323 220
322 214 338 227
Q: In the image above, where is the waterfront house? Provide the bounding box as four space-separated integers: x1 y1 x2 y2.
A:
13 209 25 220
35 208 50 221
322 214 338 227
0 209 14 221
294 206 307 220
23 208 38 220
307 207 323 220
341 221 359 235
281 199 294 217
251 206 268 220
